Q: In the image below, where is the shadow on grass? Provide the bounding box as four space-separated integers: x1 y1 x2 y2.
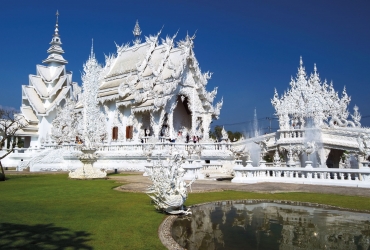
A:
0 223 93 249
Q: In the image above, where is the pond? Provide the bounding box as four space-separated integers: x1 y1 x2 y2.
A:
171 200 370 250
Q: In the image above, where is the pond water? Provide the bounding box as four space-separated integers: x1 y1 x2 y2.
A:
171 200 370 250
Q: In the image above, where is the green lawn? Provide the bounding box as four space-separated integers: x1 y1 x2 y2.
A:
1 174 370 249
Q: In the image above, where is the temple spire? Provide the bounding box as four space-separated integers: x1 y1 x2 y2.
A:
91 38 94 58
133 20 142 45
297 56 306 79
43 11 67 65
54 10 59 36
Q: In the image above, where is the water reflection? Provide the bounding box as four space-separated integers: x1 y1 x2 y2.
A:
171 201 370 250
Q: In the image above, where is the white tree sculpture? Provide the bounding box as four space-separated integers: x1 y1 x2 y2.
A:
69 45 107 179
51 99 81 144
146 150 194 215
81 45 106 148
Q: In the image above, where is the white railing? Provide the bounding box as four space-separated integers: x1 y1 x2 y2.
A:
278 129 305 139
42 141 231 152
232 166 370 188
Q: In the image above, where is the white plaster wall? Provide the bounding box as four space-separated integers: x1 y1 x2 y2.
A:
37 109 57 146
30 136 39 147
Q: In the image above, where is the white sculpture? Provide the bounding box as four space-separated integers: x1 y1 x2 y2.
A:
273 150 281 167
146 150 194 215
230 144 249 160
358 133 370 158
51 99 81 144
69 149 106 179
221 126 228 141
69 44 107 179
271 57 361 129
286 145 296 167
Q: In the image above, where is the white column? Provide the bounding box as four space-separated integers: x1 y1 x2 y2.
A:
168 112 174 139
191 88 196 136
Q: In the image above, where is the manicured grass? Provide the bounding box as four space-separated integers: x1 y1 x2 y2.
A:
0 174 166 250
1 174 370 249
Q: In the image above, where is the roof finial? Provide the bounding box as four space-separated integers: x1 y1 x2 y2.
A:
297 56 306 79
42 10 67 65
56 10 59 24
133 20 142 45
91 38 94 58
54 10 59 37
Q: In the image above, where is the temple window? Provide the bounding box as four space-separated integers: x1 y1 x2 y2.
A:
126 126 133 139
112 126 118 140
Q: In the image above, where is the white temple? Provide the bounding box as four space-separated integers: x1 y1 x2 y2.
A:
18 15 222 148
2 13 370 188
232 57 370 187
17 11 80 148
2 13 230 174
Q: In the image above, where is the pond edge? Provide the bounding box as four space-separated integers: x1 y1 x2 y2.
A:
158 199 370 250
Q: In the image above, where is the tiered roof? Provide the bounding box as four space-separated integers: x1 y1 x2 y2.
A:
21 11 75 117
97 23 222 119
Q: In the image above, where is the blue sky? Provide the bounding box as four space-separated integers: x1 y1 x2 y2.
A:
0 0 369 133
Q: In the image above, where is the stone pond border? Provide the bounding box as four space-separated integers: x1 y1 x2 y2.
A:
158 199 370 250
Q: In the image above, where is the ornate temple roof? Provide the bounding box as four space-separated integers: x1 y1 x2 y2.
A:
272 57 361 128
97 22 222 119
21 11 77 118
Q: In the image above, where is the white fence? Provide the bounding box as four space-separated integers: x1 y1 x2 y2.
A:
41 141 231 152
232 166 370 188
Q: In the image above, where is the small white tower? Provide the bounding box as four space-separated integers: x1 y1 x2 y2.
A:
20 11 78 147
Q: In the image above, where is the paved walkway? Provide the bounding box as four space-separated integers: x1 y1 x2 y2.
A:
111 173 370 197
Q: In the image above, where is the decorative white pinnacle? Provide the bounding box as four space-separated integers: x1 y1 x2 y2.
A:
133 20 142 45
55 10 59 36
91 38 94 58
42 10 67 65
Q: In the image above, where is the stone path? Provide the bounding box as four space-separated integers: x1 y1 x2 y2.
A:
111 172 370 197
5 170 370 197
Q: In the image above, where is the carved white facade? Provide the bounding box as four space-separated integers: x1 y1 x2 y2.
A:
232 58 370 187
2 14 233 177
17 11 80 148
95 22 222 144
271 57 360 129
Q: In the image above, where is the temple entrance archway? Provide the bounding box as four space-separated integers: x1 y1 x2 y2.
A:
173 96 192 135
326 149 344 168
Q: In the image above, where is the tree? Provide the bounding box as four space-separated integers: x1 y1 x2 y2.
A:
210 126 243 142
0 108 28 181
209 125 223 141
227 130 243 142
